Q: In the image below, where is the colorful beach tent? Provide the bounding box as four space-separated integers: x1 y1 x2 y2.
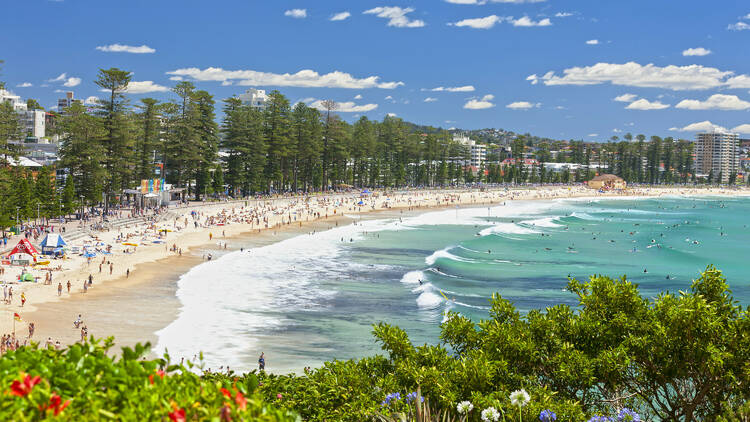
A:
8 238 39 265
40 234 67 254
9 238 38 257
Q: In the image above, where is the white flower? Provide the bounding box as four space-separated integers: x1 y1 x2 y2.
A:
509 389 530 408
457 401 474 414
481 406 500 422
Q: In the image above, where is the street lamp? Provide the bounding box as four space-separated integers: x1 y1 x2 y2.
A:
15 206 20 231
79 195 84 222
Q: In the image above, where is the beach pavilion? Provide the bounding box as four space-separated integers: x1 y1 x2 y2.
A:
587 174 627 190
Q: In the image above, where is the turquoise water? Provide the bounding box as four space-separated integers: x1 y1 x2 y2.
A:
156 196 750 373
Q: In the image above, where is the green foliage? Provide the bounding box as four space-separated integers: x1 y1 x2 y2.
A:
0 338 297 421
256 266 748 421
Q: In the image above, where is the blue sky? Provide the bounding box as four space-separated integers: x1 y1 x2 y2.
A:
2 0 750 140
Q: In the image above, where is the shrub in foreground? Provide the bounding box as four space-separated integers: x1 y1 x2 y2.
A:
0 339 297 421
256 266 749 421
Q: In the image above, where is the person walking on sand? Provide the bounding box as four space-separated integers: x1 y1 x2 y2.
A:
88 274 93 286
109 263 113 275
57 283 62 296
66 280 71 293
83 281 88 293
126 268 130 278
209 232 213 240
258 352 265 371
20 292 26 306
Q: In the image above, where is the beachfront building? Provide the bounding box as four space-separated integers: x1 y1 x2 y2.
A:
694 132 740 183
19 109 46 138
587 174 626 190
238 88 268 110
1 89 46 138
453 134 487 168
0 88 27 112
57 91 83 112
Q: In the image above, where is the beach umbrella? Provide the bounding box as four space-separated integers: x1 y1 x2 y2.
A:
83 252 96 258
21 273 35 282
358 201 364 205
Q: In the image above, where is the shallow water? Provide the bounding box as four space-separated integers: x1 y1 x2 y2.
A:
156 196 750 373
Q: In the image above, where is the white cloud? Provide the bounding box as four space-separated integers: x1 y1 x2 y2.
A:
588 133 599 137
166 67 404 89
726 75 750 89
464 94 495 110
285 9 307 19
511 16 551 27
506 101 540 109
16 82 32 88
48 73 81 87
84 96 99 105
124 81 170 94
96 44 156 54
613 128 622 133
728 22 750 31
425 85 475 92
309 100 378 113
451 15 550 28
354 94 362 99
387 113 397 117
63 77 81 87
555 12 573 17
424 97 438 102
169 76 183 81
452 15 505 29
675 94 750 110
49 73 67 82
528 62 750 91
585 39 599 45
330 11 351 21
613 93 637 102
682 47 711 57
363 7 425 28
731 124 750 134
625 99 670 110
669 121 728 132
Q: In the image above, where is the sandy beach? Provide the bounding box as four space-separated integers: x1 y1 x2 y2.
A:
2 185 748 354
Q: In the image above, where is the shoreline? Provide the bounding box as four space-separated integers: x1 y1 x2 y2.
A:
3 185 749 353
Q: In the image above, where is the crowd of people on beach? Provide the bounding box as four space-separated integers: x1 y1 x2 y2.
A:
0 185 746 357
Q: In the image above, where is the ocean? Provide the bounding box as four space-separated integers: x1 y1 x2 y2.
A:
155 195 750 373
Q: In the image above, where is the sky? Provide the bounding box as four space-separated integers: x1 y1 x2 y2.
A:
1 0 750 140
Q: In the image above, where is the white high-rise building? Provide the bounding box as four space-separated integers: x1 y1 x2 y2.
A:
695 132 740 183
20 110 46 138
1 89 45 138
453 134 487 168
238 88 268 110
0 88 27 112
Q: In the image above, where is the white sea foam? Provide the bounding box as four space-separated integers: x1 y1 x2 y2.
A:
155 216 400 371
519 217 562 228
416 291 444 309
478 223 539 236
401 270 425 285
425 247 475 265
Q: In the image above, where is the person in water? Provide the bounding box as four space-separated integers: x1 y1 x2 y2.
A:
258 352 266 371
